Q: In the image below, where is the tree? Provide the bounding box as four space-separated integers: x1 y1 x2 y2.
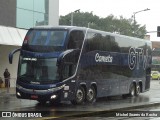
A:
59 12 147 38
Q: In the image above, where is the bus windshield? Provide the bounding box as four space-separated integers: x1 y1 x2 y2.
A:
22 29 68 52
18 57 59 83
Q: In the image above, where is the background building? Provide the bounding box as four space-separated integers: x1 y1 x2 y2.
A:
0 0 59 87
152 41 160 71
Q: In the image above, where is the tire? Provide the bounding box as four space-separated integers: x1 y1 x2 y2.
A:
129 84 135 97
135 83 140 96
71 86 85 105
86 86 96 103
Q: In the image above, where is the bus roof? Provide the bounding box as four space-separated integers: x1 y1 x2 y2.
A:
32 25 87 31
31 25 151 44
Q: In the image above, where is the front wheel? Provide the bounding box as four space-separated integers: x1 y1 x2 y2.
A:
71 86 85 105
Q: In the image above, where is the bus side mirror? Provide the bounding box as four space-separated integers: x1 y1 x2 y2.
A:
9 54 12 64
57 49 80 66
9 48 21 64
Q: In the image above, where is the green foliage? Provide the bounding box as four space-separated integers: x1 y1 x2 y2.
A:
59 12 147 39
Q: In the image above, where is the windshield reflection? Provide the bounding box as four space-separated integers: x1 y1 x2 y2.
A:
18 57 59 83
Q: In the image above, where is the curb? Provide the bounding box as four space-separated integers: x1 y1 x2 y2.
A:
66 102 160 117
42 102 160 119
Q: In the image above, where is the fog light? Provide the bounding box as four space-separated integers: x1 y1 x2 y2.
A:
17 92 21 97
51 95 57 99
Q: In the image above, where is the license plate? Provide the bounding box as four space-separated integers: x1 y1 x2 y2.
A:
31 95 38 99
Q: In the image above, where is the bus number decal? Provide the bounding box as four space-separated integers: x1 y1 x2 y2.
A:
128 47 148 70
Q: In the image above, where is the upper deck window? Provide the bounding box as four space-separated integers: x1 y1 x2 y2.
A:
23 29 68 52
24 29 67 47
67 30 85 49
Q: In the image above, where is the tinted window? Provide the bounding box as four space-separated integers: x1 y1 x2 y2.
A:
22 29 68 52
18 57 59 83
25 29 67 46
84 32 119 52
68 30 84 49
85 32 105 52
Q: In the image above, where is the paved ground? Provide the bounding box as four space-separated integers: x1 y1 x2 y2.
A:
0 87 15 95
1 80 160 119
1 80 160 110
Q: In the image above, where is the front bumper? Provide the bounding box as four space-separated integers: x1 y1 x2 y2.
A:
152 76 159 79
16 84 65 101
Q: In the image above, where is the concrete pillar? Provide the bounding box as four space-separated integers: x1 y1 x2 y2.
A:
48 0 59 26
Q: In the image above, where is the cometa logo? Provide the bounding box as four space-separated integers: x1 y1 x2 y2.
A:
95 53 113 63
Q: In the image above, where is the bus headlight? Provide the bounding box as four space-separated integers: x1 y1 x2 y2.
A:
17 92 21 97
50 95 57 99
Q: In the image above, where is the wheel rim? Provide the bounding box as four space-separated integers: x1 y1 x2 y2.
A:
87 88 94 101
76 89 84 102
136 85 140 95
131 86 135 96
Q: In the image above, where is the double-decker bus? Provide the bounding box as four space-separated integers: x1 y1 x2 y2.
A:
9 26 152 105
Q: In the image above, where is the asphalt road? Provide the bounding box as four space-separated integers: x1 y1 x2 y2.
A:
1 80 160 120
65 105 160 120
